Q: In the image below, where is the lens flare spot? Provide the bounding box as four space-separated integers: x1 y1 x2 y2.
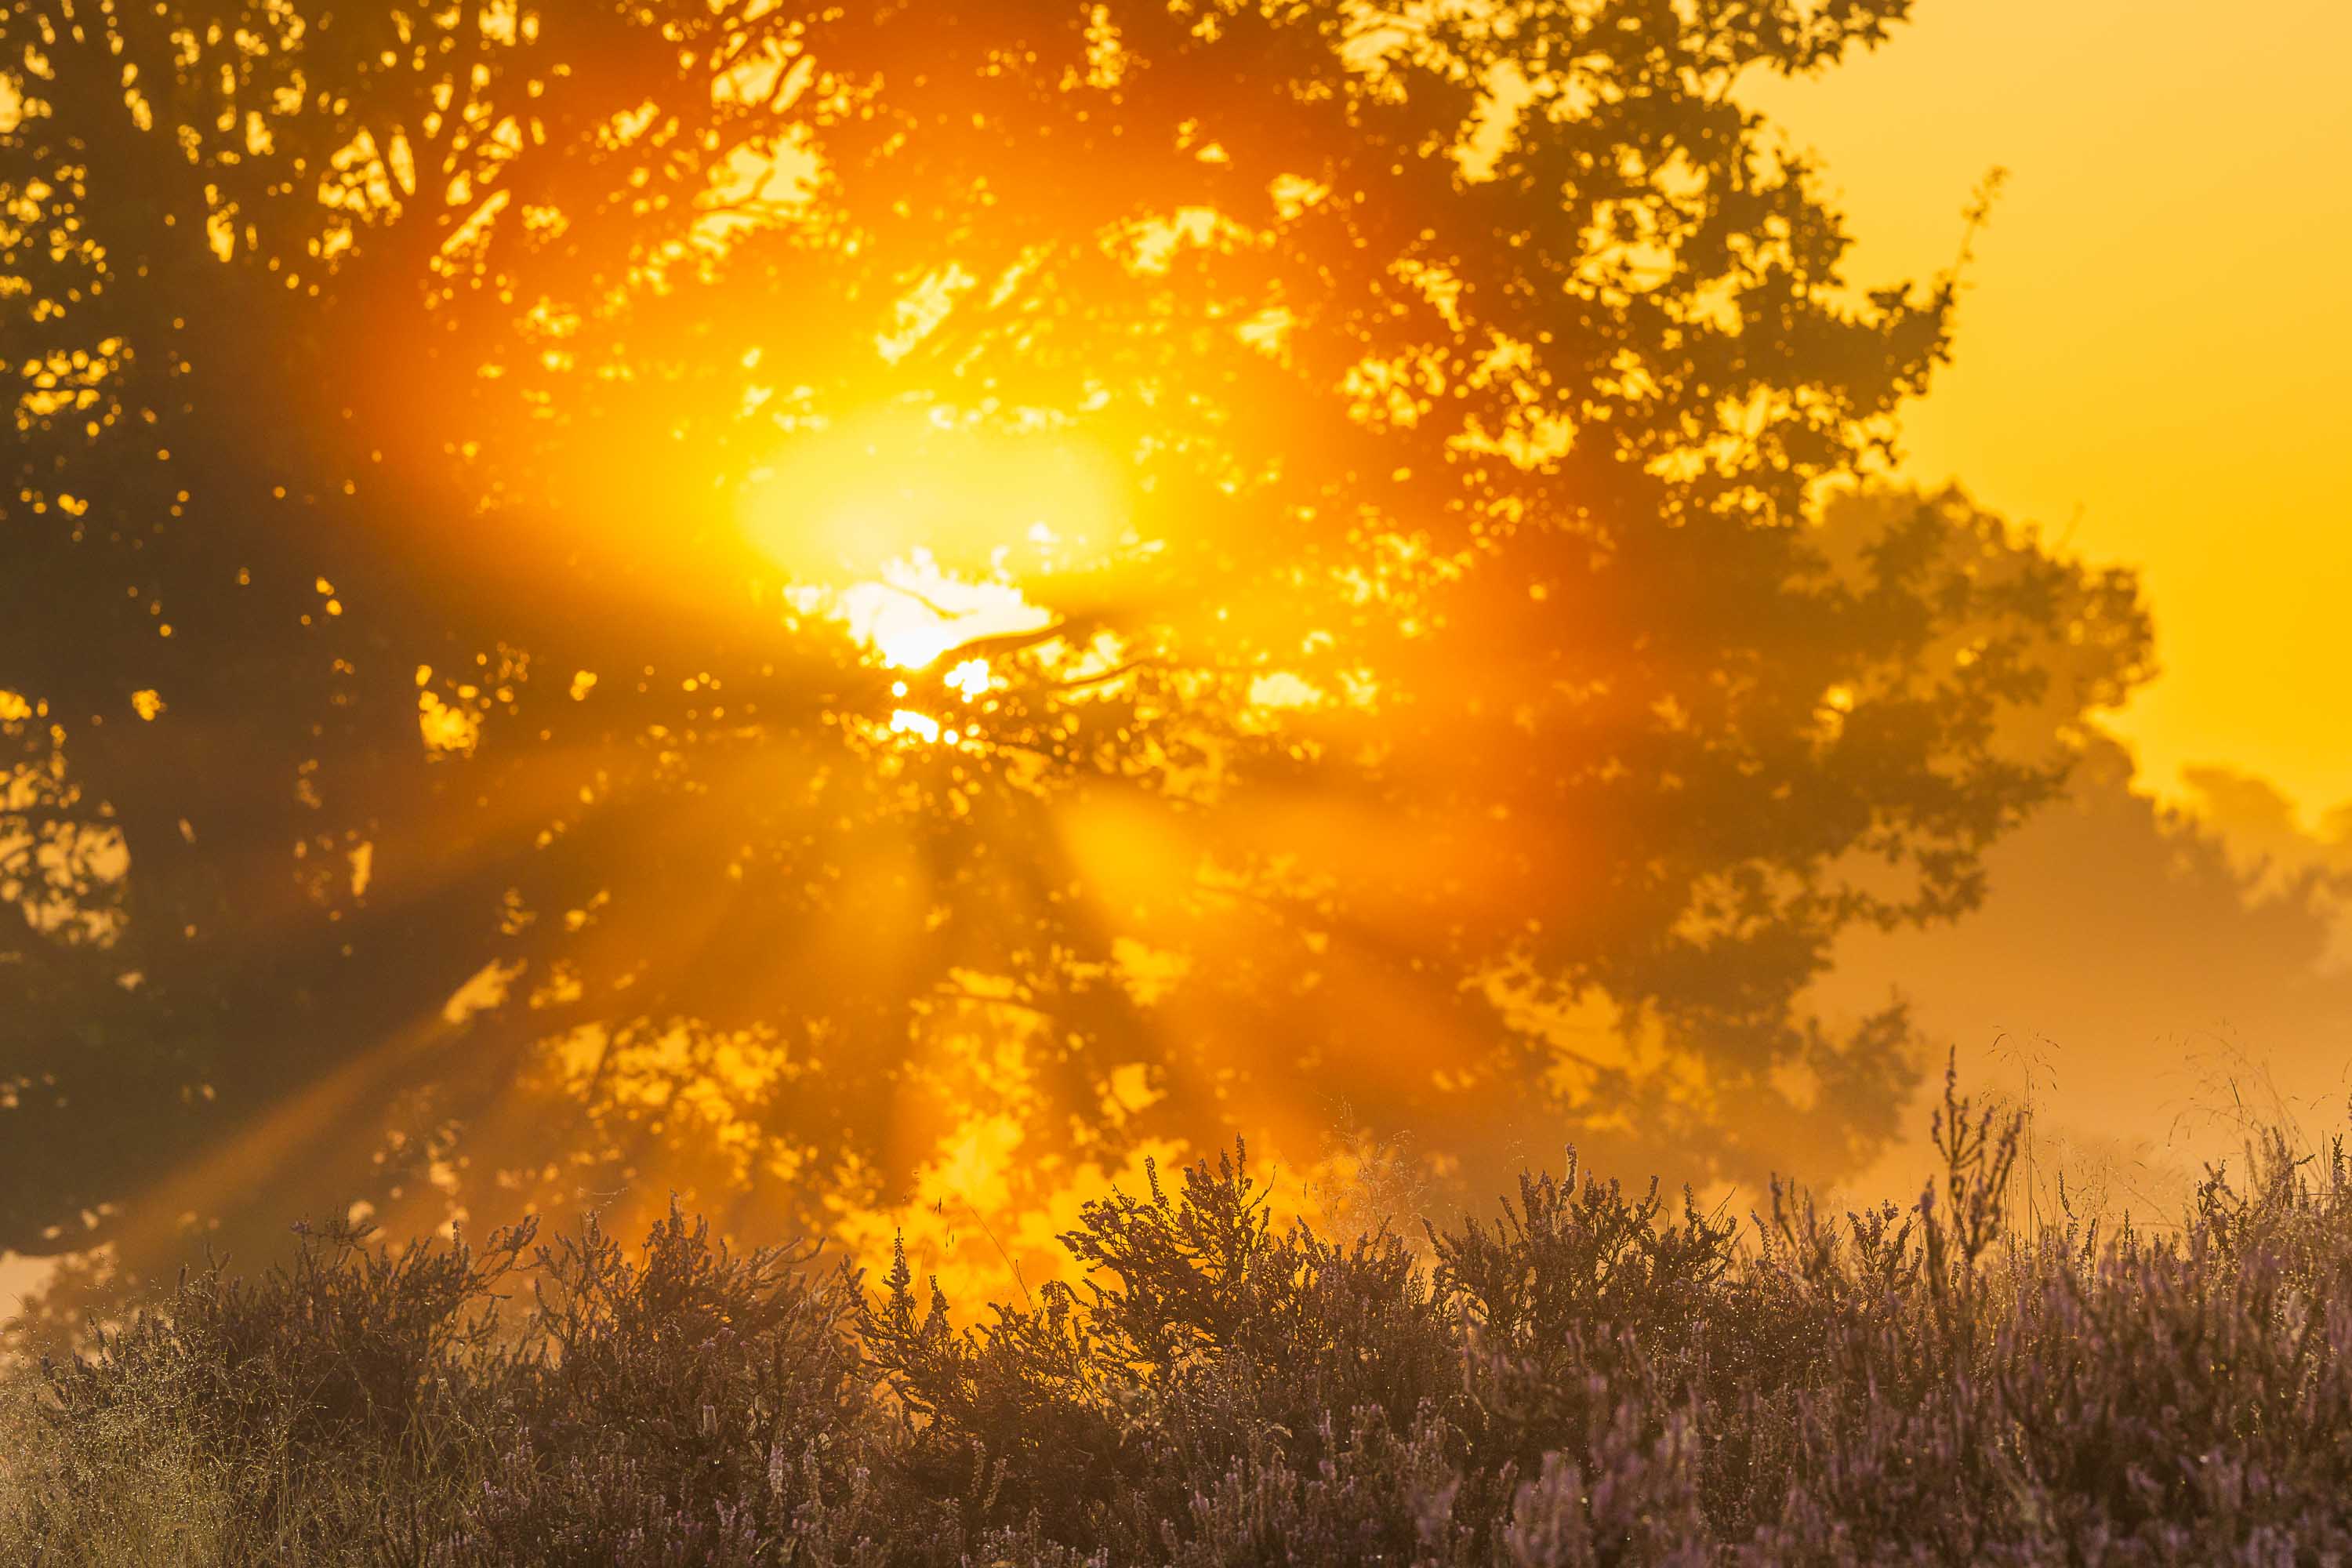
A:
1247 671 1323 710
419 689 481 754
889 708 943 742
944 657 992 700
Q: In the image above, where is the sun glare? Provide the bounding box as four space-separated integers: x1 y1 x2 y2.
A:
833 556 1050 670
742 403 1128 652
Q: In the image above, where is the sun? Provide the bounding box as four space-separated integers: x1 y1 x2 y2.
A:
831 556 1050 671
741 404 1127 670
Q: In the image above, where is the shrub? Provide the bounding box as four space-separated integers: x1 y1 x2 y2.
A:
6 1085 2351 1565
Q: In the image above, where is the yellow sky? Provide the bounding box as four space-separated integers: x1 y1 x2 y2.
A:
1752 0 2352 823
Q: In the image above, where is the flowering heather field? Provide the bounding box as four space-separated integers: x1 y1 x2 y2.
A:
6 1073 2350 1566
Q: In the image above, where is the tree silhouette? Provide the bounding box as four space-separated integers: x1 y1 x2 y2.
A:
1817 733 2352 1205
2 0 2148 1283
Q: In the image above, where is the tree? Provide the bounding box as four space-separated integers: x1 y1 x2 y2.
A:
2 0 2150 1287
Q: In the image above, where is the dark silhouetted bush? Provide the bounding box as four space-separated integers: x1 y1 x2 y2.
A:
7 1075 2352 1564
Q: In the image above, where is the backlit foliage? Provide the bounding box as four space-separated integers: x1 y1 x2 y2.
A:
3 0 2147 1296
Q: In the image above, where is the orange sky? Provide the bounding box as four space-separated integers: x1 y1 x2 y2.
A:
1754 0 2352 824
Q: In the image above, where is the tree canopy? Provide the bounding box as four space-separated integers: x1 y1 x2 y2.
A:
2 0 2150 1283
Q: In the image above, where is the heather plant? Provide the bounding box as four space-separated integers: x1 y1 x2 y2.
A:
0 1363 238 1564
24 1215 535 1563
427 1205 895 1566
5 1083 2351 1566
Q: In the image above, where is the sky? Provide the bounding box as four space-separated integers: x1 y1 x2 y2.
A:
1752 0 2352 825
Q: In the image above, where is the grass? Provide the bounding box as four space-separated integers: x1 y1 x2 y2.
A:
5 1064 2350 1565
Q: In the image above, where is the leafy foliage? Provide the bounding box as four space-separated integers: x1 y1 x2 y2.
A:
5 0 2149 1290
